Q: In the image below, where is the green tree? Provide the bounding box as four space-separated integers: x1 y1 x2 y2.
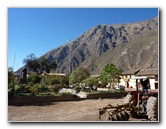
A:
82 77 99 87
69 66 90 84
23 54 57 74
99 72 108 86
8 67 16 96
23 53 40 73
27 73 42 84
8 67 15 84
69 70 77 84
39 57 57 73
100 64 122 89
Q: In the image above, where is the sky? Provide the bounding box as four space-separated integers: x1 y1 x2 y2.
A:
8 8 158 71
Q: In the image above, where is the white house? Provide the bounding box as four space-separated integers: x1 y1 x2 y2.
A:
135 69 158 90
119 69 158 90
119 69 140 89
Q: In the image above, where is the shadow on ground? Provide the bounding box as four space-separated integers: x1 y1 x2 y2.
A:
8 102 55 106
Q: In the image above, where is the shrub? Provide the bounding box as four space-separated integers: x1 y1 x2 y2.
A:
69 66 90 84
30 84 39 95
14 84 23 93
47 84 61 92
8 83 15 96
50 77 60 85
28 73 42 83
41 76 60 85
82 77 99 87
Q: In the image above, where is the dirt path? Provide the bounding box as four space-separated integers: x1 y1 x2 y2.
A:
8 98 146 122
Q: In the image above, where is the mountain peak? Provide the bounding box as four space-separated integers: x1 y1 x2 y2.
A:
16 16 158 75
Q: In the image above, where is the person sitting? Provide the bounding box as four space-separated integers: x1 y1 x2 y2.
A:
140 78 150 94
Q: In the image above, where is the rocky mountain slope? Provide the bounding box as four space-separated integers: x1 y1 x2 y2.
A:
17 16 158 75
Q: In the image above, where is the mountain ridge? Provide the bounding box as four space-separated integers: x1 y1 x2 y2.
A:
16 16 158 75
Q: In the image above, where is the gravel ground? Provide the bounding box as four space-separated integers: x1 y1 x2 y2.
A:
8 98 147 122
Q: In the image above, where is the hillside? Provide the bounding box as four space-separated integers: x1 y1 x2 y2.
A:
16 16 158 75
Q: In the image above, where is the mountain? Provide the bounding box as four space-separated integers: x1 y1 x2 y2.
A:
16 16 159 75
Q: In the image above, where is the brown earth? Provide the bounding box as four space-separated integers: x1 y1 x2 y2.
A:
8 98 147 122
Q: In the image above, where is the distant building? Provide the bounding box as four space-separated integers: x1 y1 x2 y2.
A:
136 69 158 90
120 69 140 88
41 71 66 78
119 69 158 90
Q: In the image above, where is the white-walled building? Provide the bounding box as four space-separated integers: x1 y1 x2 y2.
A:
119 69 158 90
135 69 158 90
119 69 140 89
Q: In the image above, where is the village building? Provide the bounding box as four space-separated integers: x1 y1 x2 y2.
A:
135 69 158 90
41 71 66 78
119 69 158 90
119 69 140 89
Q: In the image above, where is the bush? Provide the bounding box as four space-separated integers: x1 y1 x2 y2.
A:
28 73 42 83
82 77 99 87
41 76 68 88
8 83 15 96
50 77 60 85
13 84 30 94
8 67 15 85
14 84 23 93
41 76 60 85
30 84 39 95
69 66 90 84
47 84 61 92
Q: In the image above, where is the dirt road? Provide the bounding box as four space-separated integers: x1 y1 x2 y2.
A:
8 98 147 122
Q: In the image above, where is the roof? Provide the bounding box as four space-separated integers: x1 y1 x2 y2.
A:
131 76 158 79
41 71 66 76
122 68 158 76
136 69 158 76
48 73 66 76
122 69 140 75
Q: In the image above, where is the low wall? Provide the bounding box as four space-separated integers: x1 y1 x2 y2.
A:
86 92 127 99
8 94 81 105
8 92 128 105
